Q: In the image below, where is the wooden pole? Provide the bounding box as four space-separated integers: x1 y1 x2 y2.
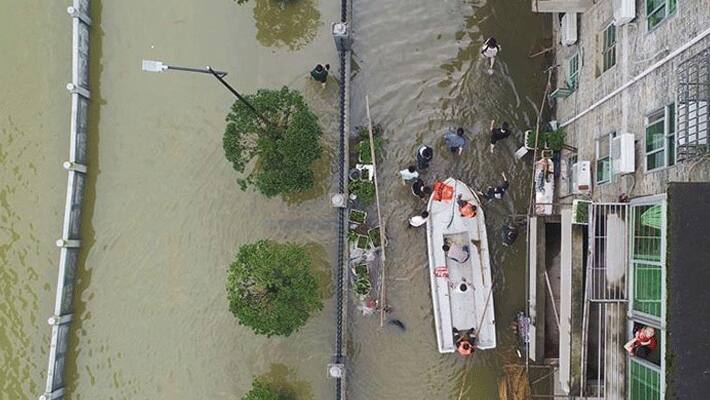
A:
365 95 388 327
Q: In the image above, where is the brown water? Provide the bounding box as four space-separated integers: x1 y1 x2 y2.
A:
0 0 547 399
0 2 71 398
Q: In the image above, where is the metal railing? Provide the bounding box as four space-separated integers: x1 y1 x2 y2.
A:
41 1 92 400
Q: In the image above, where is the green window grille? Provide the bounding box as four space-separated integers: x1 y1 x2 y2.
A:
602 24 616 72
631 204 664 317
647 0 677 30
629 359 661 400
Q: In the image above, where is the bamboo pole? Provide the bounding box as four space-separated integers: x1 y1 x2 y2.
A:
365 95 388 327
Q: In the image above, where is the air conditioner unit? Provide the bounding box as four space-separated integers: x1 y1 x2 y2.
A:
572 161 591 194
613 0 636 26
611 133 635 174
561 13 578 46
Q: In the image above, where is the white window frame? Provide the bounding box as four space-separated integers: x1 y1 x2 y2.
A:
644 103 676 172
595 132 615 185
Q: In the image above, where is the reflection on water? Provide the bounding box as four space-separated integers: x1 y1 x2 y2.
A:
253 0 321 51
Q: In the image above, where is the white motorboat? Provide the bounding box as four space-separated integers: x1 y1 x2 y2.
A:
426 178 496 353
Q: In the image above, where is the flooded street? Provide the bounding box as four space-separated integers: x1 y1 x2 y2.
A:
349 0 548 398
1 0 547 399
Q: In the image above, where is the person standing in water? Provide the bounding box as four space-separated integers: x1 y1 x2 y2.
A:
310 64 330 87
399 165 419 183
481 37 501 75
489 119 512 153
443 127 468 155
416 145 434 170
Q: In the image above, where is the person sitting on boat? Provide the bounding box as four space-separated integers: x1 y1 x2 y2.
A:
479 172 509 201
399 165 419 183
442 240 470 263
453 327 477 356
416 145 434 170
457 194 477 218
624 325 657 359
412 179 433 199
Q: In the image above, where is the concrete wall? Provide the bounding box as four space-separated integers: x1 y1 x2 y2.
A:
41 1 91 399
552 0 710 202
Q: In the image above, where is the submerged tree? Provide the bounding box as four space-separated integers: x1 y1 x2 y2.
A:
242 377 282 400
234 0 321 51
227 240 322 337
223 86 322 197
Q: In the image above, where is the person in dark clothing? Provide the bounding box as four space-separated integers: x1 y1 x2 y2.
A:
411 179 432 199
310 64 330 87
479 172 509 201
416 145 434 170
489 119 512 153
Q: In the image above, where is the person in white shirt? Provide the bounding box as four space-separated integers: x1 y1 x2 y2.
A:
399 165 419 183
408 211 429 228
443 240 470 263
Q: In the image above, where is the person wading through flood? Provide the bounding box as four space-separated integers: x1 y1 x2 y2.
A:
443 127 468 156
489 119 511 153
310 63 330 88
411 178 433 200
481 37 501 75
399 165 419 183
416 145 433 170
479 172 509 201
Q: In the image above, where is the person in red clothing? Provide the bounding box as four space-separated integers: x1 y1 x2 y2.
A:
624 325 657 359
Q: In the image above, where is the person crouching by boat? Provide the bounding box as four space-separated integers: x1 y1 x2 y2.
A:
453 328 477 356
412 179 433 200
457 194 477 218
408 211 429 228
416 145 434 170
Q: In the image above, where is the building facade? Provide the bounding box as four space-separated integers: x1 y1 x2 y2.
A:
528 1 709 399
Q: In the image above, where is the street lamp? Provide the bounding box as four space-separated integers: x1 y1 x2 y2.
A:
141 59 273 128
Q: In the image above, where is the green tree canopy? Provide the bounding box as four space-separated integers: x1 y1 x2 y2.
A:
227 240 322 337
223 86 322 197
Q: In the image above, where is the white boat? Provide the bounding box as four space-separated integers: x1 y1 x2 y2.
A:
534 158 554 215
426 178 496 353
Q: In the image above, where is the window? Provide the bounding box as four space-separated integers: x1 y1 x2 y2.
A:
596 132 615 184
568 53 579 90
645 104 676 171
631 204 664 317
647 0 677 30
629 359 661 400
602 24 616 72
566 154 578 194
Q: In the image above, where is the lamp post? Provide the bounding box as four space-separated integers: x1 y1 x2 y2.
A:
141 60 273 128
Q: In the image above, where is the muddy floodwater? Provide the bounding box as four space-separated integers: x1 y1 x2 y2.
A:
1 0 547 399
